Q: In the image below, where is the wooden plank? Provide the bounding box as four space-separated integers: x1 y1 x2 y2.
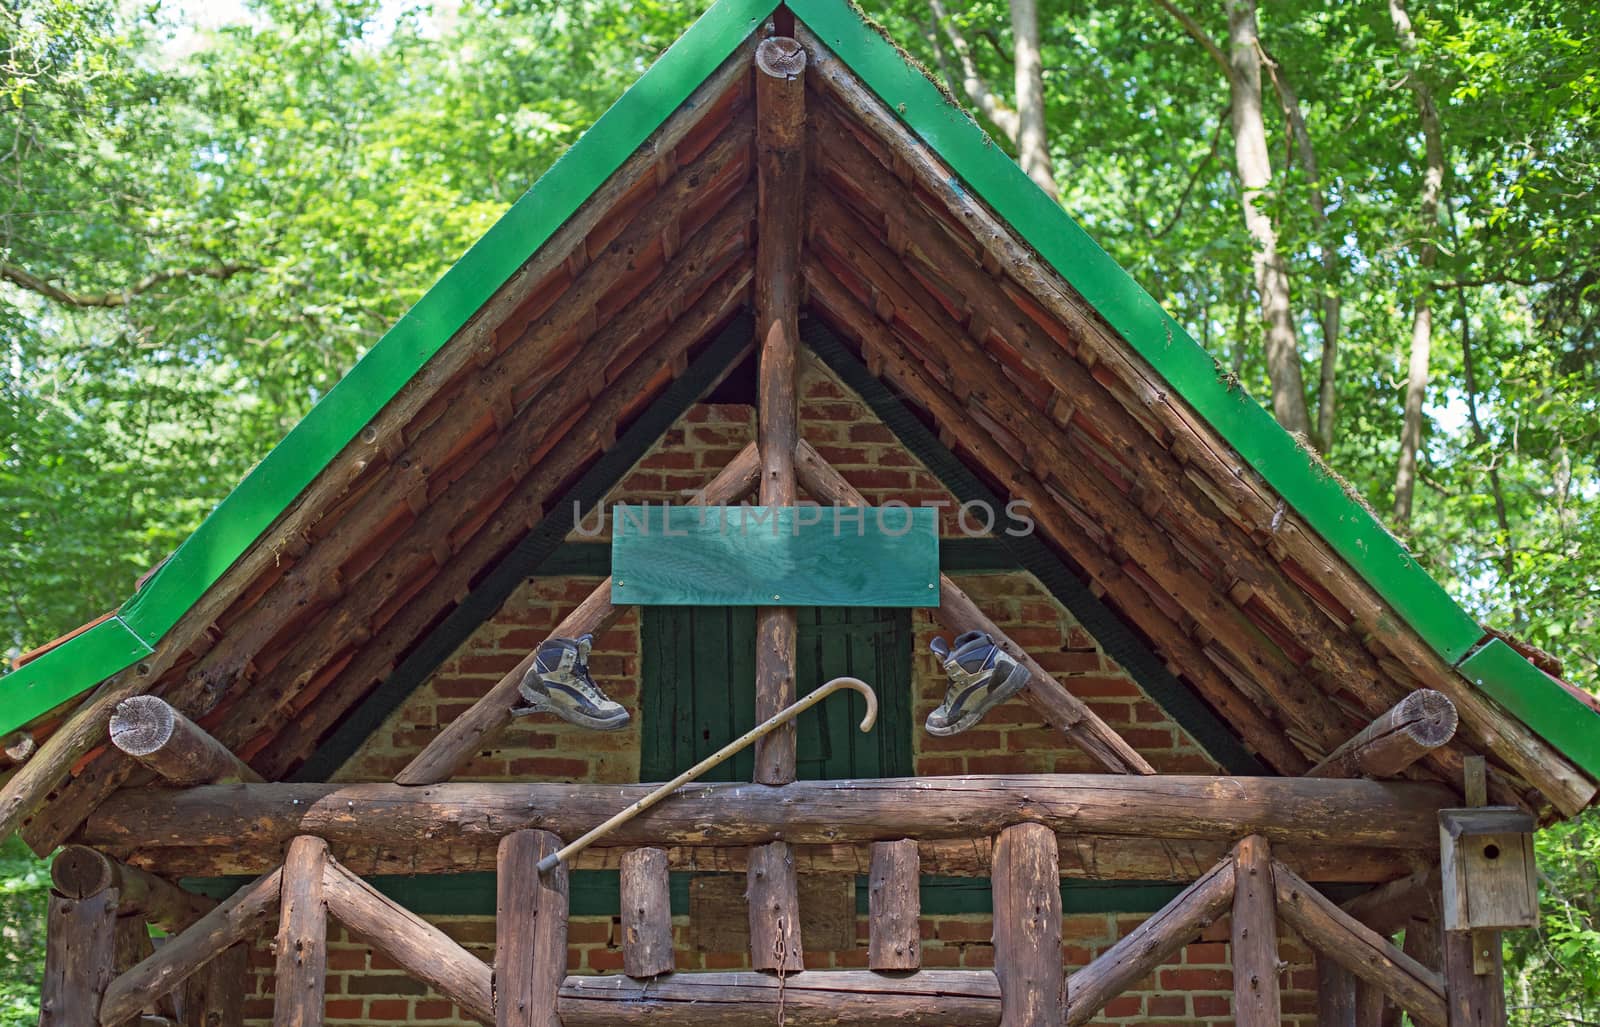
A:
1231 835 1281 1027
1442 930 1504 1027
497 830 567 1027
41 888 118 1027
992 823 1062 1027
557 970 1001 1026
83 776 1456 855
620 849 674 978
272 837 328 1027
611 504 938 605
868 839 920 970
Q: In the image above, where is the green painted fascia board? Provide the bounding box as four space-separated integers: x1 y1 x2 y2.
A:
790 0 1482 664
0 0 779 735
0 617 152 728
1459 640 1600 778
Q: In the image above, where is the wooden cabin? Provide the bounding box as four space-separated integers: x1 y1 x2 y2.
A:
5 2 1599 1025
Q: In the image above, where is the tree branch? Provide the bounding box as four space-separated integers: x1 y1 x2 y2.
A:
927 0 1020 144
1150 104 1230 240
0 260 257 308
1152 0 1233 82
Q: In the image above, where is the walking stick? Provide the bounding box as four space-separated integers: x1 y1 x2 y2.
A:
536 676 877 873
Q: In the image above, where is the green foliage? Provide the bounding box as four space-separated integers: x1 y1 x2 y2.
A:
1 0 1599 1020
0 837 48 1026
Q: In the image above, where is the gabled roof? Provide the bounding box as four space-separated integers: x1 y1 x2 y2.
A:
5 0 1597 831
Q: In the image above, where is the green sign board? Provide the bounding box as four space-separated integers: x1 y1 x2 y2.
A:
610 504 939 607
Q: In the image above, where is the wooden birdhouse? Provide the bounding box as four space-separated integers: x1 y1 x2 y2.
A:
1439 807 1538 931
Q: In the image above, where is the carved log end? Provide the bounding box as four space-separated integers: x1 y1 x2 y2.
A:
1399 689 1458 748
109 695 177 757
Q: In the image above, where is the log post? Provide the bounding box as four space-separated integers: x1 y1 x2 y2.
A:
793 441 1152 774
1066 854 1235 1025
619 848 674 978
497 830 568 1027
747 841 804 973
321 855 493 1023
1231 835 1281 1027
1443 755 1506 1027
748 32 808 975
1315 958 1357 1027
109 696 263 787
54 845 216 933
992 823 1063 1027
395 441 762 786
272 836 328 1027
41 886 118 1027
868 839 920 970
179 944 247 1027
1307 690 1458 779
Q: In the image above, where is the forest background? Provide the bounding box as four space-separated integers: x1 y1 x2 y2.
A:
1 0 1598 1021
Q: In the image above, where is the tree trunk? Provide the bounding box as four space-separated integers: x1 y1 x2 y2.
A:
1225 0 1311 435
1010 0 1059 200
1389 0 1446 524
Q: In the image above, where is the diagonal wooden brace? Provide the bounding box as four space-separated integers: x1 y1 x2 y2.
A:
394 442 763 786
794 440 1154 774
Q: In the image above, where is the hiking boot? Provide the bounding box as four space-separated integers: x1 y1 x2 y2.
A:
511 634 630 731
925 630 1030 736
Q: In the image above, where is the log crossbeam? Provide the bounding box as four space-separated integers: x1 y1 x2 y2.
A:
1307 689 1458 780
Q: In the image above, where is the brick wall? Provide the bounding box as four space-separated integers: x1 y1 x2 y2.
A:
258 356 1307 1025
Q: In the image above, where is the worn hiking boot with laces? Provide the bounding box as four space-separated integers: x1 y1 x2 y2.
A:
925 630 1031 736
511 634 630 731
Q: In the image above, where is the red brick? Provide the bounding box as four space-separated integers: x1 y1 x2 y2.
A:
507 756 591 778
367 998 411 1019
1192 994 1231 1016
1184 941 1229 965
1147 995 1187 1016
325 999 366 1018
1103 995 1142 1017
1162 968 1233 990
414 999 457 1020
328 949 367 971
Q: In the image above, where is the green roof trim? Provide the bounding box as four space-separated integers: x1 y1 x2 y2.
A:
3 0 1596 789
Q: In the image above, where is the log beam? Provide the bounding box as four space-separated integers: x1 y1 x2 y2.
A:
273 836 328 1027
793 440 1154 775
395 440 761 786
1231 836 1281 1027
557 970 1001 1027
497 830 567 1027
1307 690 1458 780
992 823 1062 1027
53 845 215 933
321 854 493 1024
42 886 118 1027
99 868 282 1027
868 839 920 970
83 776 1454 855
103 833 1420 882
1065 854 1235 1025
1273 859 1446 1027
109 696 263 787
620 848 674 978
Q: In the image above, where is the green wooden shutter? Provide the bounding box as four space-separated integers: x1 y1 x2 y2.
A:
640 606 912 781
